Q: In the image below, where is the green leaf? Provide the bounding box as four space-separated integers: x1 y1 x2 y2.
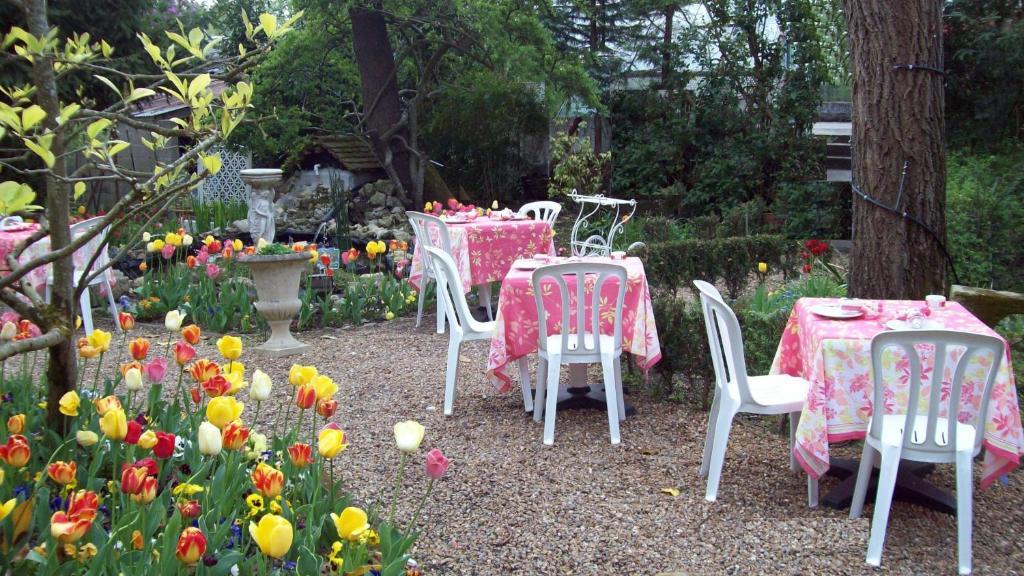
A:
73 181 86 200
22 137 54 167
86 118 111 139
20 104 45 130
93 74 122 98
125 87 156 103
258 13 278 37
200 153 222 175
106 140 130 157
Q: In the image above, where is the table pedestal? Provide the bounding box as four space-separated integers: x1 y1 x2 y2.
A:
516 360 635 416
821 457 956 515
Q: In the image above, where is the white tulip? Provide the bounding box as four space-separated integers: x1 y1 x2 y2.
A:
0 321 16 341
125 367 143 391
182 234 194 246
250 369 273 402
197 421 222 456
165 310 186 331
142 232 151 242
393 420 425 453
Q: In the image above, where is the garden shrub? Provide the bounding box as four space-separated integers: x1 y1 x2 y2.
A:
775 181 850 239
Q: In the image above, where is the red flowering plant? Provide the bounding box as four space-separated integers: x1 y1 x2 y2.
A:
799 239 846 283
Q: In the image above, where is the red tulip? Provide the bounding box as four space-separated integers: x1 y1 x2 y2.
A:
121 465 149 495
178 499 201 519
124 421 143 445
287 443 313 468
425 448 450 480
47 460 77 485
118 311 135 331
316 398 338 418
202 375 231 398
0 434 31 468
129 337 150 361
174 341 196 366
153 431 176 459
295 384 316 409
176 527 207 565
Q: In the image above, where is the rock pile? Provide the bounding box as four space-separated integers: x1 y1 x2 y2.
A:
347 180 412 244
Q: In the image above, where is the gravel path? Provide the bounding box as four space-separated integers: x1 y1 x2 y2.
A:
83 316 1024 575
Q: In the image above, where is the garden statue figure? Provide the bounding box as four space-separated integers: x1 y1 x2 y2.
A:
239 168 283 244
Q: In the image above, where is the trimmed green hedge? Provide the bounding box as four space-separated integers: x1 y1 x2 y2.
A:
644 235 797 299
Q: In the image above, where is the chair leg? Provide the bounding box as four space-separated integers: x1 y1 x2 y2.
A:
104 276 120 332
600 356 621 445
442 336 460 416
542 357 561 445
533 358 548 423
865 445 901 568
699 390 722 478
44 282 52 305
849 442 875 519
435 283 446 334
415 278 427 328
955 450 974 575
613 356 625 422
808 475 819 508
517 357 533 413
479 283 493 321
704 408 735 502
788 412 800 471
80 288 94 336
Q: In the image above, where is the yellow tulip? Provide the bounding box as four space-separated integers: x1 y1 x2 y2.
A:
312 375 337 400
232 239 243 251
318 426 348 458
331 507 368 541
249 514 293 558
216 335 243 361
288 364 317 387
59 391 80 417
99 408 128 440
0 498 16 522
757 262 768 274
76 430 98 447
222 361 245 379
223 371 247 395
137 430 158 450
165 232 182 246
393 420 425 453
86 329 112 353
206 396 244 429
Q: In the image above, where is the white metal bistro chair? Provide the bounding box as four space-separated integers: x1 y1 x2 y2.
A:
850 330 1004 575
694 280 813 503
408 212 452 334
425 247 532 416
45 216 120 335
532 262 627 445
517 201 561 227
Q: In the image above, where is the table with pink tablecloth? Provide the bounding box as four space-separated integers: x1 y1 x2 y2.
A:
407 218 555 293
0 222 115 290
487 256 662 394
771 297 1022 489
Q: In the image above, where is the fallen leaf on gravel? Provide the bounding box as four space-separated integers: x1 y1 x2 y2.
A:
639 448 661 455
321 335 337 340
660 488 680 497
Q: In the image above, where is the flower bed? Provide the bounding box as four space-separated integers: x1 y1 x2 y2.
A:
0 315 446 574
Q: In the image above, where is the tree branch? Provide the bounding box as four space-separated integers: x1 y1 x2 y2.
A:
0 328 64 363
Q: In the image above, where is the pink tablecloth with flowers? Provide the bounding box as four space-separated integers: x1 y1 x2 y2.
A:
771 297 1022 489
487 256 662 394
407 218 555 293
0 222 115 290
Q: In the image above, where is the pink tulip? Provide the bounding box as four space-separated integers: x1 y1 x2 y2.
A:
161 244 176 259
1 311 19 325
196 249 209 264
144 357 168 383
446 198 458 210
424 448 449 480
205 264 220 280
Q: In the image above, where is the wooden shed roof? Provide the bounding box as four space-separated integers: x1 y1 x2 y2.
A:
308 134 382 172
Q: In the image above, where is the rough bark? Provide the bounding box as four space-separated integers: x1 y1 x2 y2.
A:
843 0 947 299
23 0 77 429
349 4 415 198
661 4 675 88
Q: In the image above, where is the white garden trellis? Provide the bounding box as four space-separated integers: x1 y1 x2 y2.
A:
196 146 251 204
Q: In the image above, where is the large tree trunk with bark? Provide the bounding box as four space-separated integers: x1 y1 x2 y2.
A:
24 0 77 428
349 4 416 203
843 0 947 299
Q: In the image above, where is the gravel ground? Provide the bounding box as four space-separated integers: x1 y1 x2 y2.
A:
81 315 1023 575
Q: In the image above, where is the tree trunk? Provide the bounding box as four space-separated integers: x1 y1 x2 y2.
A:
24 0 77 429
843 0 947 299
349 4 415 198
661 4 675 88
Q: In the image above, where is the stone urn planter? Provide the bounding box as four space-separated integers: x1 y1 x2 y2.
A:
238 251 310 357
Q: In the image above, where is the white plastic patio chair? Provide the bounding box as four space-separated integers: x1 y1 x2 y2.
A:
849 330 1004 575
45 216 120 335
694 280 813 503
425 247 533 416
408 212 452 334
517 201 561 226
532 262 627 445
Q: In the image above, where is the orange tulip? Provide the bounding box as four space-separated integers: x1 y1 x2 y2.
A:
0 434 31 468
176 527 207 565
92 394 122 416
202 375 231 398
6 413 25 434
295 384 316 410
189 359 220 383
118 311 135 331
287 443 313 468
132 529 144 550
221 421 249 451
316 398 338 418
47 461 77 485
181 324 201 345
129 337 150 361
50 489 98 543
251 462 284 498
186 255 197 268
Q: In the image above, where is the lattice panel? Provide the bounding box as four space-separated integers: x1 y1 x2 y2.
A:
196 147 251 204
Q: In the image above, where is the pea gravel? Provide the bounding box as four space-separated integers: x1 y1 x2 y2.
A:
82 316 1023 575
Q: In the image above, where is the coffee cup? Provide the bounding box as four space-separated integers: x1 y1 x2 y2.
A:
925 295 946 310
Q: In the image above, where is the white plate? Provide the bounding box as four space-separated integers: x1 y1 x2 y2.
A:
512 259 544 271
885 319 943 330
810 304 864 319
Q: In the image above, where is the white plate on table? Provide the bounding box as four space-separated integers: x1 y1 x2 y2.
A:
512 259 545 271
810 304 864 319
885 319 943 330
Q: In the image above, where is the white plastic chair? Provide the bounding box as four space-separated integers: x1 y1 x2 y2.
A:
408 212 451 334
850 330 1004 575
425 247 533 416
694 280 812 503
532 262 627 445
517 201 561 227
45 217 119 335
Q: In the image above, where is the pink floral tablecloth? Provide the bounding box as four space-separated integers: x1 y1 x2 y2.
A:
407 218 555 293
0 223 115 290
487 256 662 394
771 297 1022 489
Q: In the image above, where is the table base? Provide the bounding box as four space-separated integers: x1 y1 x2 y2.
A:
821 457 956 515
558 385 636 416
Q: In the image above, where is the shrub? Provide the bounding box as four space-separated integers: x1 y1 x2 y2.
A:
774 181 850 239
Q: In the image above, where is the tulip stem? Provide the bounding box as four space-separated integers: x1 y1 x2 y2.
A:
177 369 190 418
253 401 262 431
280 396 293 439
92 351 104 394
386 452 409 525
77 357 87 390
405 478 435 534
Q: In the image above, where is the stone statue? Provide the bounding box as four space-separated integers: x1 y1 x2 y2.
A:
239 168 283 245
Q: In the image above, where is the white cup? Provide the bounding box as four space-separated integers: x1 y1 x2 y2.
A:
925 294 946 310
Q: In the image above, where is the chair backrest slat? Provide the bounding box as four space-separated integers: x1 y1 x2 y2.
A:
869 330 1004 454
694 280 754 405
424 246 477 335
407 212 452 281
517 201 561 226
67 216 111 284
532 262 627 357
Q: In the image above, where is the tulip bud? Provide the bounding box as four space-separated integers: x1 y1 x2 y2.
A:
197 421 222 456
1 321 18 341
250 369 272 402
137 430 158 450
76 430 99 447
125 367 143 391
